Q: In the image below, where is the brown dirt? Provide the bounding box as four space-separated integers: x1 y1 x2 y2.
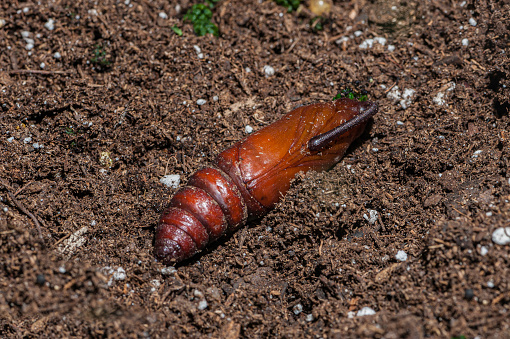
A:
1 0 509 337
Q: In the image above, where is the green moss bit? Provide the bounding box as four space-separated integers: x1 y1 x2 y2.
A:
90 44 111 66
64 127 75 135
183 4 219 37
310 16 324 31
171 25 183 36
274 0 301 13
333 88 368 102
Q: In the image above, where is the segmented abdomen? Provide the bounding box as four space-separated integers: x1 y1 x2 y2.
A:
154 166 248 264
154 99 378 265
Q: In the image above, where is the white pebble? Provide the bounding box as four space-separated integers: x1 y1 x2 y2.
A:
90 220 97 226
354 30 363 37
487 280 495 288
161 266 177 275
32 142 43 149
198 300 208 310
40 62 45 69
472 150 483 158
400 88 416 109
196 99 206 106
58 266 66 274
387 86 401 100
7 137 14 143
212 96 219 101
433 92 446 106
158 12 168 19
492 227 510 245
434 83 455 106
363 209 378 224
396 121 405 125
160 174 181 188
44 18 55 30
359 37 386 49
374 37 387 45
245 67 251 73
462 38 469 46
359 39 373 49
336 37 350 46
112 267 126 281
245 125 253 134
469 18 477 26
395 250 408 261
306 314 314 322
388 45 395 52
480 246 488 256
357 307 376 317
293 303 303 315
23 137 32 143
193 45 204 58
263 65 275 76
54 52 61 59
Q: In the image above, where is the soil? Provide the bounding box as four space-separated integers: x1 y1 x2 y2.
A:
1 0 509 338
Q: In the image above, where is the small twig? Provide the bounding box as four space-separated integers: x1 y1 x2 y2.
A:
14 180 34 197
377 214 386 232
451 206 467 217
52 231 73 248
384 82 397 94
238 225 248 249
369 228 382 249
164 156 171 176
286 37 300 54
8 69 68 75
5 190 43 240
295 4 315 18
10 51 19 70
